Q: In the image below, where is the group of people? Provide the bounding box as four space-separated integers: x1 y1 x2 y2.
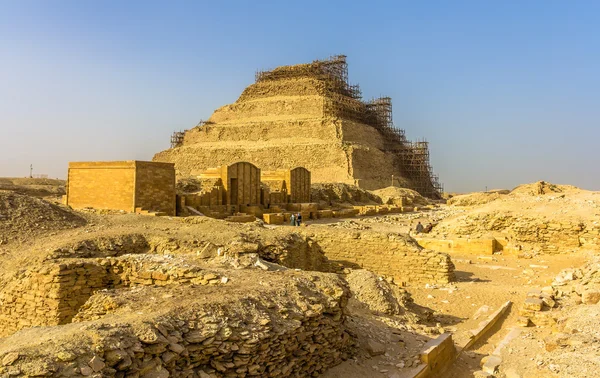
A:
289 213 303 226
415 221 433 234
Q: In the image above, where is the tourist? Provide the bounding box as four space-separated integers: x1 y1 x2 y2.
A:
296 212 302 226
290 213 296 226
424 223 433 233
415 221 424 234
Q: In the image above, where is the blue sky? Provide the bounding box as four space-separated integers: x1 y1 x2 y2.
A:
1 1 598 192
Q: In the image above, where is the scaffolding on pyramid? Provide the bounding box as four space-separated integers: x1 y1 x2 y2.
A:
251 56 444 198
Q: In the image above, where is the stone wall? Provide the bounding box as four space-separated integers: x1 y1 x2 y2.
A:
433 212 600 254
67 161 136 212
135 161 176 216
310 230 455 284
415 237 498 255
414 333 456 378
0 255 223 337
67 161 176 215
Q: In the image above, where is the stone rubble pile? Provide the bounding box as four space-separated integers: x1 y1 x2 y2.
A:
0 272 354 378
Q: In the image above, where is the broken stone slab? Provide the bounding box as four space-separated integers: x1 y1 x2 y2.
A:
482 354 502 374
540 293 556 308
1 352 19 366
254 257 288 271
504 368 522 378
516 316 531 327
88 356 105 372
529 264 548 269
463 301 512 350
491 328 521 356
365 339 386 356
526 290 542 298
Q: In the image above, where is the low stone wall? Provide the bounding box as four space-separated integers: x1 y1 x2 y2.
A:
0 255 222 337
310 230 455 284
434 213 600 254
0 272 353 378
415 237 498 255
413 333 456 378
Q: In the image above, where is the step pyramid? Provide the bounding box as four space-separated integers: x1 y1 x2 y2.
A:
153 55 442 198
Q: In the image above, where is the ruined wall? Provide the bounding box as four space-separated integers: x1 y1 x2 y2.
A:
414 333 457 378
0 272 353 378
67 161 135 212
134 161 176 215
310 230 455 284
433 212 600 254
0 255 223 337
416 237 498 255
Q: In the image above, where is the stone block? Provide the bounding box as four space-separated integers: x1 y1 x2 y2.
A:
523 298 543 311
582 289 600 304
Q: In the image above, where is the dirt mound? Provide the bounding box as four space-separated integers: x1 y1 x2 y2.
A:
510 181 580 196
0 191 86 244
370 186 430 206
447 191 506 206
345 269 403 315
0 177 65 198
311 183 382 205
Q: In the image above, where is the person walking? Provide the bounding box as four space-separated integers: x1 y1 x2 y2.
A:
296 212 302 226
290 213 296 226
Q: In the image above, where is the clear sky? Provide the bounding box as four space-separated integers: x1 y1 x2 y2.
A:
1 1 599 193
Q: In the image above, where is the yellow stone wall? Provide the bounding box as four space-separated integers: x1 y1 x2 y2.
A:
67 161 176 215
134 161 176 216
67 161 136 212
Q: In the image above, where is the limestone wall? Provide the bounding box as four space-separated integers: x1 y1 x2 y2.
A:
67 161 176 215
209 96 326 123
434 213 600 254
348 145 404 190
134 161 176 216
237 77 329 102
67 161 136 212
155 143 354 184
416 237 498 255
183 119 338 145
0 255 223 337
414 333 456 378
310 230 455 284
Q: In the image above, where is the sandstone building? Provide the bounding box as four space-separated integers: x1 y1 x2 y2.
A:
66 161 176 216
154 55 443 198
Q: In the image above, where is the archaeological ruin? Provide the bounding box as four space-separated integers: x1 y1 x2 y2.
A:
154 55 443 199
1 56 598 378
